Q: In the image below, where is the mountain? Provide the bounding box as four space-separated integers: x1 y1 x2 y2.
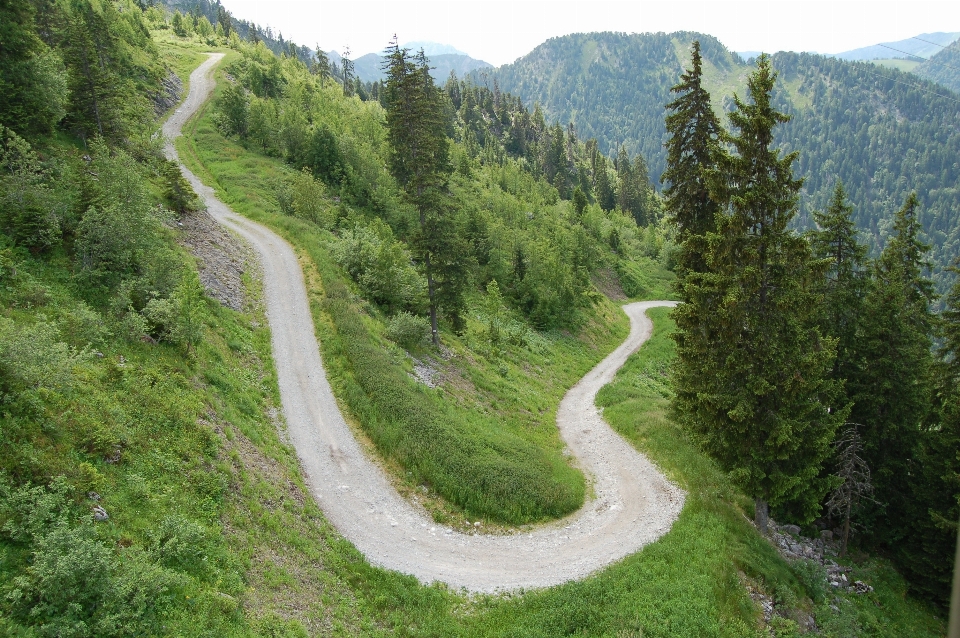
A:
330 50 492 84
484 31 960 292
401 41 467 56
831 32 960 61
914 37 960 93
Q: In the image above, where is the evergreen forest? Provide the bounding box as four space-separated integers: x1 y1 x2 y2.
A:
0 1 956 636
484 31 960 292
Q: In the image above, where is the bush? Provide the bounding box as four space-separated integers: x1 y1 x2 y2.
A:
149 515 209 575
792 558 829 604
386 312 429 349
333 219 426 312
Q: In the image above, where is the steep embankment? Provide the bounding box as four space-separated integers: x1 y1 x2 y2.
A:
164 53 684 592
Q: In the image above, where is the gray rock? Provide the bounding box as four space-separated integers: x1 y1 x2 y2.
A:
820 529 834 541
781 524 801 536
92 505 109 522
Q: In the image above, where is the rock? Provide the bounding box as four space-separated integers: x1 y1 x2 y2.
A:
474 521 481 528
87 492 101 501
152 70 183 115
820 529 834 541
781 524 801 536
852 580 873 594
92 505 109 522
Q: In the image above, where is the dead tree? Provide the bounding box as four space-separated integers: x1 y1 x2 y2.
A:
826 424 874 557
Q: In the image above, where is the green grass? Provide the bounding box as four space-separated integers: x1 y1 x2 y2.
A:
871 59 921 73
145 51 950 636
172 54 642 526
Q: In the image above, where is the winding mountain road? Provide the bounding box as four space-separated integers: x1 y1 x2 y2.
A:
164 53 685 593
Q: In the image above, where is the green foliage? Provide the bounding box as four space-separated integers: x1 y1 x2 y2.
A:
0 318 85 393
808 181 869 387
663 40 723 278
385 311 429 349
914 37 960 93
333 219 426 313
673 56 843 526
490 31 960 294
214 80 249 138
0 0 68 136
0 128 71 252
847 193 937 547
383 42 468 341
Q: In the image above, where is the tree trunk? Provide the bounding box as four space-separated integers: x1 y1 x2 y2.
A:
755 498 769 534
841 499 852 558
425 251 439 347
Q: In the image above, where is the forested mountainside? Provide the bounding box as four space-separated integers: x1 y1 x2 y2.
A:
915 37 960 93
334 50 493 84
0 0 955 631
483 31 960 291
830 32 959 61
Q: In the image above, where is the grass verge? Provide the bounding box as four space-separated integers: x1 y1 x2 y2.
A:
173 54 633 525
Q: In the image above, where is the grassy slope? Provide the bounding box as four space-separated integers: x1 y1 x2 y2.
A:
154 46 948 636
173 50 643 526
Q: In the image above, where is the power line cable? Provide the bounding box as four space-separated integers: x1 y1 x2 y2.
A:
855 64 960 106
876 43 960 75
912 36 959 50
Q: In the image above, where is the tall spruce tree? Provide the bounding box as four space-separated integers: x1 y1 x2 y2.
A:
382 40 469 344
808 180 868 386
849 192 937 547
662 40 723 277
898 259 960 605
672 55 843 532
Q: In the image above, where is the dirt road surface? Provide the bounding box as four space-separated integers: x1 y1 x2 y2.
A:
164 53 685 593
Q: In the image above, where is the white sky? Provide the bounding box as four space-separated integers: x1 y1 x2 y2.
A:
219 0 960 66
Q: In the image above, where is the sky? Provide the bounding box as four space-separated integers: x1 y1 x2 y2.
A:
220 0 960 66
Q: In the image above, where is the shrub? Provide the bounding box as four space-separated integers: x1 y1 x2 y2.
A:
333 219 426 312
386 312 429 349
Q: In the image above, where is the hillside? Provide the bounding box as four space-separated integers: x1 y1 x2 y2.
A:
0 0 954 633
915 37 960 93
830 31 959 61
484 31 960 291
331 49 492 83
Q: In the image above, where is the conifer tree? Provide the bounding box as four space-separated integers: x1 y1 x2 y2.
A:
662 40 723 276
593 154 615 212
672 56 842 532
382 40 469 344
849 192 937 546
313 45 330 86
808 180 868 385
898 259 960 605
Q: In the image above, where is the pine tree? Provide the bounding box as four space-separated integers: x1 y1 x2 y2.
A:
897 259 960 605
340 46 353 96
849 192 937 547
808 180 868 386
594 154 615 212
0 0 67 136
313 45 330 86
382 40 469 344
672 55 842 532
662 40 723 276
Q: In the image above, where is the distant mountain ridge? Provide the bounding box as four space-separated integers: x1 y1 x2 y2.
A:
831 32 960 60
482 31 960 292
914 37 960 93
328 48 492 84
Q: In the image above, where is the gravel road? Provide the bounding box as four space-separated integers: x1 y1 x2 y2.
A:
164 54 685 593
